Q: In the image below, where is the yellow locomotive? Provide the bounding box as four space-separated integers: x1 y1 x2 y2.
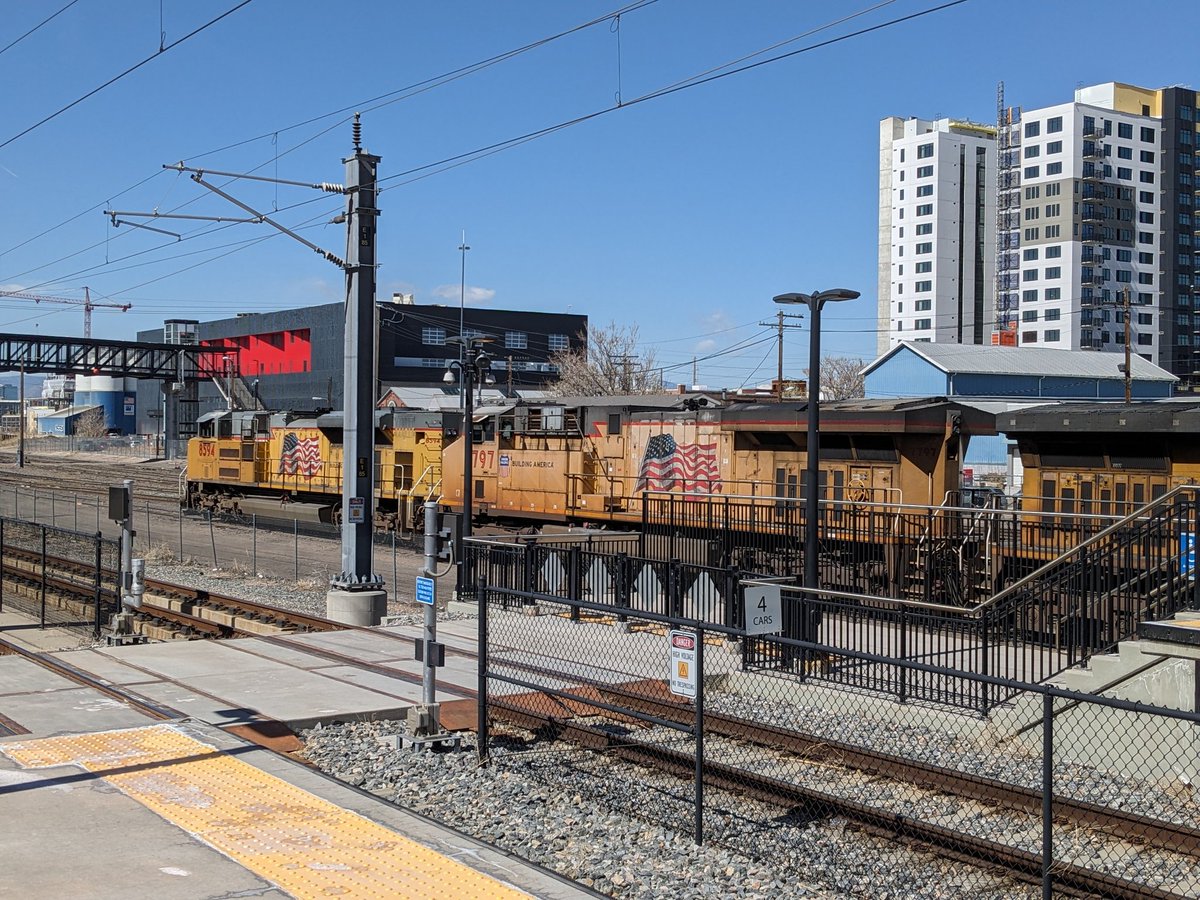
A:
184 408 444 528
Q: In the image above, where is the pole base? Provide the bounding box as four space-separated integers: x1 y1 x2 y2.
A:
325 589 387 626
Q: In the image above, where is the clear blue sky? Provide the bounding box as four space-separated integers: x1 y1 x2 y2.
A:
2 0 1198 388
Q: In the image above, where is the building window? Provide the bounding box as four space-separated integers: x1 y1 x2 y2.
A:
1138 210 1155 224
1024 206 1040 221
1044 225 1059 238
1139 231 1154 244
917 143 934 159
1138 334 1153 346
1022 309 1038 322
1117 122 1133 139
915 261 932 273
916 222 933 235
915 299 931 311
1023 248 1039 261
1045 182 1062 197
1139 171 1154 184
1045 307 1061 320
917 165 933 178
1140 150 1155 163
1117 167 1132 180
1046 162 1062 175
1025 186 1040 200
1025 121 1040 138
1022 331 1037 343
1046 140 1062 154
1116 270 1132 283
915 318 932 329
916 242 932 254
1182 106 1194 122
1140 126 1156 143
1045 245 1061 259
1024 227 1040 241
1024 165 1040 179
1139 252 1155 264
548 334 569 351
1023 268 1038 281
914 280 932 292
1117 146 1132 160
1022 289 1038 302
421 358 445 368
916 204 933 216
898 189 905 200
916 184 933 197
1138 272 1154 284
1025 145 1040 159
421 327 446 345
1045 203 1061 217
1044 329 1060 342
1046 116 1063 133
1045 266 1061 279
505 332 528 349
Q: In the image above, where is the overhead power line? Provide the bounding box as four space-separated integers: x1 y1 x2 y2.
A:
0 0 256 151
0 0 82 58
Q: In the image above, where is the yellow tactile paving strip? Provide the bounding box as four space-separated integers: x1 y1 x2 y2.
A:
1 724 529 899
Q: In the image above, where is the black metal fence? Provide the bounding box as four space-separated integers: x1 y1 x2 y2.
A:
0 515 120 637
478 581 1200 899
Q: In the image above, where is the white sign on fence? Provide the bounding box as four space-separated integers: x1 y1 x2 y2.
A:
668 630 697 698
743 584 783 635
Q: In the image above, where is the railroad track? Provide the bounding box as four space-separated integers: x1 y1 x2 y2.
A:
490 685 1187 900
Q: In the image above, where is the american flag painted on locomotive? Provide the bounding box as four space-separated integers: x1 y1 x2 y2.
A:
634 434 721 493
279 432 322 477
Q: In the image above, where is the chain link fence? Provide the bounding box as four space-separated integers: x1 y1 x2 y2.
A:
0 515 119 636
479 577 1200 898
0 485 427 603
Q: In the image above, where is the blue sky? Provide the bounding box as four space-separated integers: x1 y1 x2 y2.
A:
2 0 1199 388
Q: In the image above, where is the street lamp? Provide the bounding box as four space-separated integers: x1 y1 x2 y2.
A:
444 335 495 595
773 288 860 655
458 233 470 366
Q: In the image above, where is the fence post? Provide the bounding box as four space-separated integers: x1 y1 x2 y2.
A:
1042 690 1054 900
40 525 47 628
33 487 37 523
94 533 103 639
477 574 489 763
252 514 257 577
694 623 705 845
568 545 581 622
980 608 991 714
898 605 909 705
74 494 78 532
522 540 535 600
669 558 682 618
145 502 152 551
294 518 299 581
178 505 184 562
616 552 630 623
724 566 738 629
392 529 398 603
208 511 217 568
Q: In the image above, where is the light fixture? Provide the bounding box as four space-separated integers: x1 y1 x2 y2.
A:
443 369 455 384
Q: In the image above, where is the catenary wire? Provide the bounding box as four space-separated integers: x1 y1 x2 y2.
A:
0 0 83 59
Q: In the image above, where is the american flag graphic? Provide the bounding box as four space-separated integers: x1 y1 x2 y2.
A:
634 434 721 493
279 432 322 477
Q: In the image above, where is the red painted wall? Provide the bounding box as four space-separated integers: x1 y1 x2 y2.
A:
202 329 312 375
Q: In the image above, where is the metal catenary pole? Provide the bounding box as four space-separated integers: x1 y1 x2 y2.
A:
477 573 489 762
694 623 705 844
421 499 439 707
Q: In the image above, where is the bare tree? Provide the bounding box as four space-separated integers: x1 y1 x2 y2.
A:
810 356 866 401
547 321 661 396
73 407 109 438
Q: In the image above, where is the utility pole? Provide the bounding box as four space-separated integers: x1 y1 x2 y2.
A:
334 117 384 606
760 311 804 399
17 362 25 469
507 355 513 394
692 356 698 388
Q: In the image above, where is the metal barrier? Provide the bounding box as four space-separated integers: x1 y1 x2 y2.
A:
0 515 120 637
478 580 1200 898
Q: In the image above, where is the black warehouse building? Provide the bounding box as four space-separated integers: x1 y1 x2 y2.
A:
134 301 587 439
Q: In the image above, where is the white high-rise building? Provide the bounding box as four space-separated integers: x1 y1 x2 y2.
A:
1000 83 1197 370
878 117 997 356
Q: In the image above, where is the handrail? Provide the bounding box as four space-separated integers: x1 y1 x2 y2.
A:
985 484 1194 610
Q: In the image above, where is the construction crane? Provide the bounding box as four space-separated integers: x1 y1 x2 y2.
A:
0 286 131 337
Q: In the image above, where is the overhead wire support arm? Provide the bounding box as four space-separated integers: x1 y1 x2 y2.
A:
188 174 346 268
163 162 346 194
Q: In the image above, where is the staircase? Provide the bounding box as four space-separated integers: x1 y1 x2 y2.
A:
212 373 266 411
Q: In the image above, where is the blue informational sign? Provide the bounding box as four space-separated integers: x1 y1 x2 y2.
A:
1181 533 1195 581
416 575 436 606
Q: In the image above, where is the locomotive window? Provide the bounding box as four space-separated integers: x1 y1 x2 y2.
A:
1108 455 1167 471
1041 479 1055 515
1079 481 1093 516
851 434 898 461
607 414 621 435
395 451 414 491
1061 487 1075 516
1151 482 1166 502
1100 489 1111 517
819 434 853 460
1133 483 1145 506
737 432 801 450
217 418 233 439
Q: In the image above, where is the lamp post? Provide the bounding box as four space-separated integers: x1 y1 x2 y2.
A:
445 336 495 595
773 288 860 653
458 233 470 366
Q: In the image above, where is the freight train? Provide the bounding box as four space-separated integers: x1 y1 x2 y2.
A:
183 395 990 526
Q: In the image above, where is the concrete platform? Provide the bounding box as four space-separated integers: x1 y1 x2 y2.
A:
0 614 600 900
0 719 594 900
